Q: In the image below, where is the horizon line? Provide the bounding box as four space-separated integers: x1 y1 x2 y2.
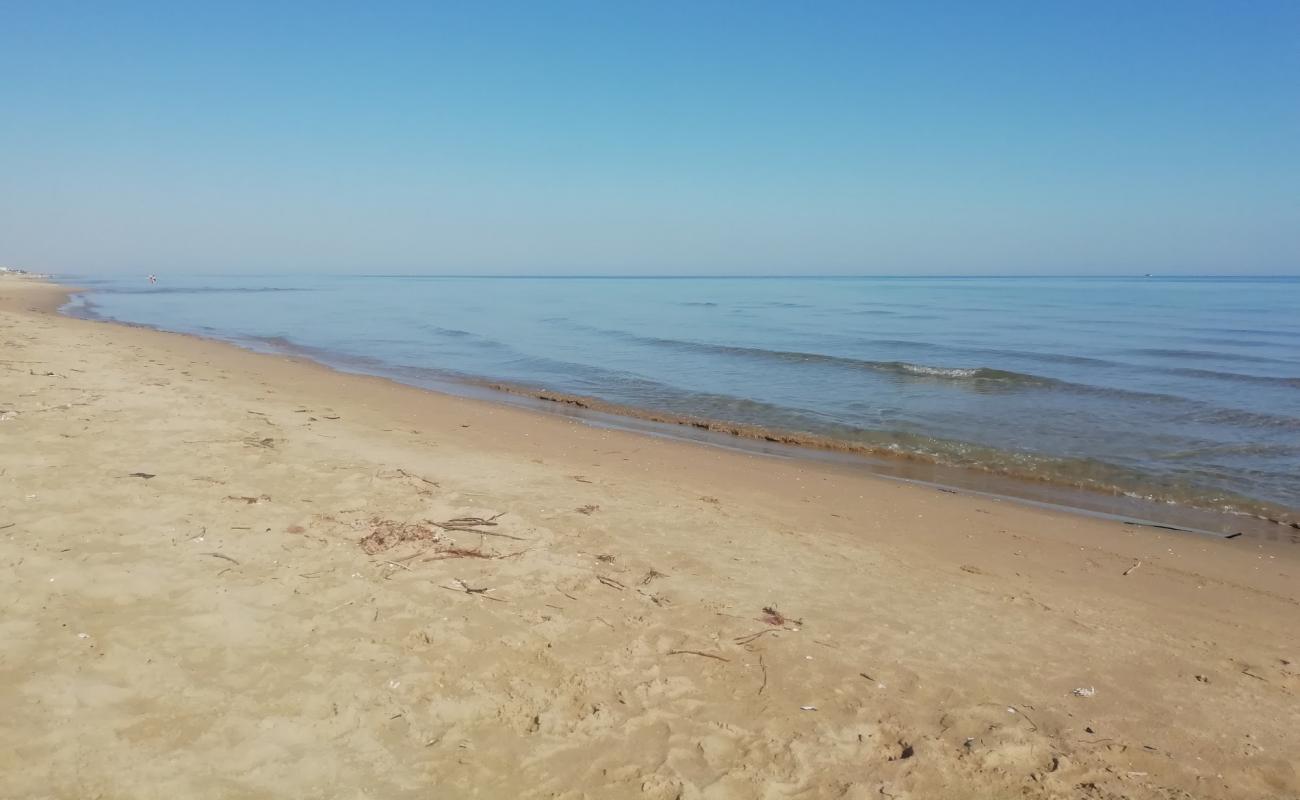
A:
50 271 1300 280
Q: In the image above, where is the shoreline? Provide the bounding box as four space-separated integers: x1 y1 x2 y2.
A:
60 277 1299 539
3 272 1299 798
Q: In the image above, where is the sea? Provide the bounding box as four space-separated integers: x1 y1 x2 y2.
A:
62 275 1300 537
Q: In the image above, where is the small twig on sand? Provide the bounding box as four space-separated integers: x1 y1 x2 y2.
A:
202 552 240 566
757 654 768 695
638 589 668 607
735 629 778 647
640 569 668 585
668 649 730 662
571 475 593 483
428 515 526 541
126 472 156 479
557 586 580 602
424 547 493 561
225 495 270 505
1241 667 1268 681
446 513 506 525
1123 561 1142 576
597 575 626 591
395 468 439 487
0 523 14 531
443 578 506 602
327 600 355 613
380 560 413 571
426 548 491 559
1006 704 1040 732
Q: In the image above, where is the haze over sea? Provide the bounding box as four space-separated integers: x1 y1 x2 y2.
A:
66 274 1300 528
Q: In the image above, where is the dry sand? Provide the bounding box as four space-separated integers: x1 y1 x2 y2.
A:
1 275 1297 799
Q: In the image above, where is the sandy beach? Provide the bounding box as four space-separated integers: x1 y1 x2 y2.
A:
2 275 1297 799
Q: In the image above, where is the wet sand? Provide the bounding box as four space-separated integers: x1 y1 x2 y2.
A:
2 275 1298 799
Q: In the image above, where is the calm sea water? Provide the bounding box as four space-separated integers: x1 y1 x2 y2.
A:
64 275 1300 524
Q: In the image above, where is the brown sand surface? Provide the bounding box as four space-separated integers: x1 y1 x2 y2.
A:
2 276 1297 799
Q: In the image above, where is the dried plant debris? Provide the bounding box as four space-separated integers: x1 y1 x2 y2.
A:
359 518 444 555
761 606 803 627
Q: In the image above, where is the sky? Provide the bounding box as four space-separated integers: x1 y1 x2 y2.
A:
1 1 1297 276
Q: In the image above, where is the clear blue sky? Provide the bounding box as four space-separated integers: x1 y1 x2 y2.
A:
2 1 1297 275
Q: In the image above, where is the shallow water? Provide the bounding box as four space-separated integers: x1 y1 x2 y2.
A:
64 275 1300 523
